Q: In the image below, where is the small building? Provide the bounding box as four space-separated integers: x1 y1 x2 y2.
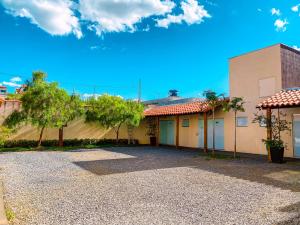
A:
0 86 7 98
143 44 300 158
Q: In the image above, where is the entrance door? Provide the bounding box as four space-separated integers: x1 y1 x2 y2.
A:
293 115 300 158
160 120 175 145
198 120 204 148
198 119 224 150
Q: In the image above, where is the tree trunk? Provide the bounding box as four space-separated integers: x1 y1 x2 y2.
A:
115 124 122 145
234 111 237 158
212 109 215 156
59 127 64 147
38 126 45 148
116 130 119 145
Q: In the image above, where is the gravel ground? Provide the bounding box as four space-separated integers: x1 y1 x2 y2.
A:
0 146 299 225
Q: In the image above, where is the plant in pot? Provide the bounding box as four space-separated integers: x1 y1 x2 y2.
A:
146 117 157 146
253 111 291 163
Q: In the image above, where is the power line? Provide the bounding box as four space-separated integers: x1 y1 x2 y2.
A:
0 70 137 89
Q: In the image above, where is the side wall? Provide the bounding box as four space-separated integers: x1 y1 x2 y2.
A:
281 45 300 89
0 102 150 145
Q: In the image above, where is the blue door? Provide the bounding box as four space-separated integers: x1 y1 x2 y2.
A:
199 119 224 150
160 120 175 145
213 119 224 150
293 115 300 158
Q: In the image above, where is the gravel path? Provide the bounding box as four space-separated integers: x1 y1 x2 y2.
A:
0 147 299 225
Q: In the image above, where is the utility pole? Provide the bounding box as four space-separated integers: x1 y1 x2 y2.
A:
138 79 141 102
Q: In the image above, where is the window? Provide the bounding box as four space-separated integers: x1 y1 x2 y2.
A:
182 119 189 127
236 117 248 127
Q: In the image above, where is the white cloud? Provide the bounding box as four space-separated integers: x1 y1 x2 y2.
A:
0 0 211 36
271 8 281 16
293 45 300 51
156 0 210 28
3 81 21 88
79 0 175 35
90 45 100 50
292 5 300 12
274 19 288 32
10 76 22 82
257 8 262 12
82 93 102 99
0 0 82 38
1 76 22 88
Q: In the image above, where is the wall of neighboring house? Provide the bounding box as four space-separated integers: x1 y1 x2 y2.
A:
0 101 150 144
9 118 150 144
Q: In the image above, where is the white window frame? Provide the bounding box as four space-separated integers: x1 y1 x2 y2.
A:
236 117 248 127
182 119 190 127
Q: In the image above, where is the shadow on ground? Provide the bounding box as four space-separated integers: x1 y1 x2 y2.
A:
276 201 300 225
73 146 300 192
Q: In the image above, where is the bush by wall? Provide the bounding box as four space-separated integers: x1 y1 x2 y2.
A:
3 139 139 148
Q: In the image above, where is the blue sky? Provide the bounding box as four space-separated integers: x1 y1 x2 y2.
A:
0 0 300 100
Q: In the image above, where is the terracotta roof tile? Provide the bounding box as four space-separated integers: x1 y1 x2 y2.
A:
258 89 300 109
144 101 212 116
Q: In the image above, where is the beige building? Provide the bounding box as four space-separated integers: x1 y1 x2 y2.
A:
144 44 300 158
3 43 300 158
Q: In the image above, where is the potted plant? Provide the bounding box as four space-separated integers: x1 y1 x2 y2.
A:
253 111 291 163
146 117 157 146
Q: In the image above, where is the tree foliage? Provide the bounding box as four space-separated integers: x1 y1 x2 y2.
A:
223 97 245 114
0 126 12 147
3 71 83 147
252 111 291 149
203 90 225 154
85 94 144 142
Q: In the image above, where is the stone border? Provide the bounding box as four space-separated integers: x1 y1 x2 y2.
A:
0 182 8 225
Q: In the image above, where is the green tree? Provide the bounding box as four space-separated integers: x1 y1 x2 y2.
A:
52 93 84 147
4 71 79 148
85 95 144 143
203 90 224 155
223 97 245 158
0 126 12 147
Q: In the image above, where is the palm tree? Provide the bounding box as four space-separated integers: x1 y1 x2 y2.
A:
223 97 245 158
203 90 224 155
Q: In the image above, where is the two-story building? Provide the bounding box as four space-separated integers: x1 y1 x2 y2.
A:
144 44 300 158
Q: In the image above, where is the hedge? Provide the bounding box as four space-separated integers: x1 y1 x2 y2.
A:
3 139 139 148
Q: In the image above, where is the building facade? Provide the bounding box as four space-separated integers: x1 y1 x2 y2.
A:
144 44 300 158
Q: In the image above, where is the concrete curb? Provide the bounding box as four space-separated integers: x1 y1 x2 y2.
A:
0 182 8 225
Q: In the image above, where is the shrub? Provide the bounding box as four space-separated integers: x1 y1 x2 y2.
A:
3 139 139 148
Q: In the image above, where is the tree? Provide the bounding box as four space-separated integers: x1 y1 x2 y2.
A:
203 90 224 155
0 126 12 147
223 97 245 158
252 110 291 160
53 93 84 147
4 71 76 148
85 95 144 143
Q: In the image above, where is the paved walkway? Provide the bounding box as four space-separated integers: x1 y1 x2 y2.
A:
0 147 299 225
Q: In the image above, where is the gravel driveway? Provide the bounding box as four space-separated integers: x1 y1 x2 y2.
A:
0 147 299 225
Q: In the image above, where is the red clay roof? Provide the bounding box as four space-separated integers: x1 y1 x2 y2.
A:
258 89 300 109
144 101 212 116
